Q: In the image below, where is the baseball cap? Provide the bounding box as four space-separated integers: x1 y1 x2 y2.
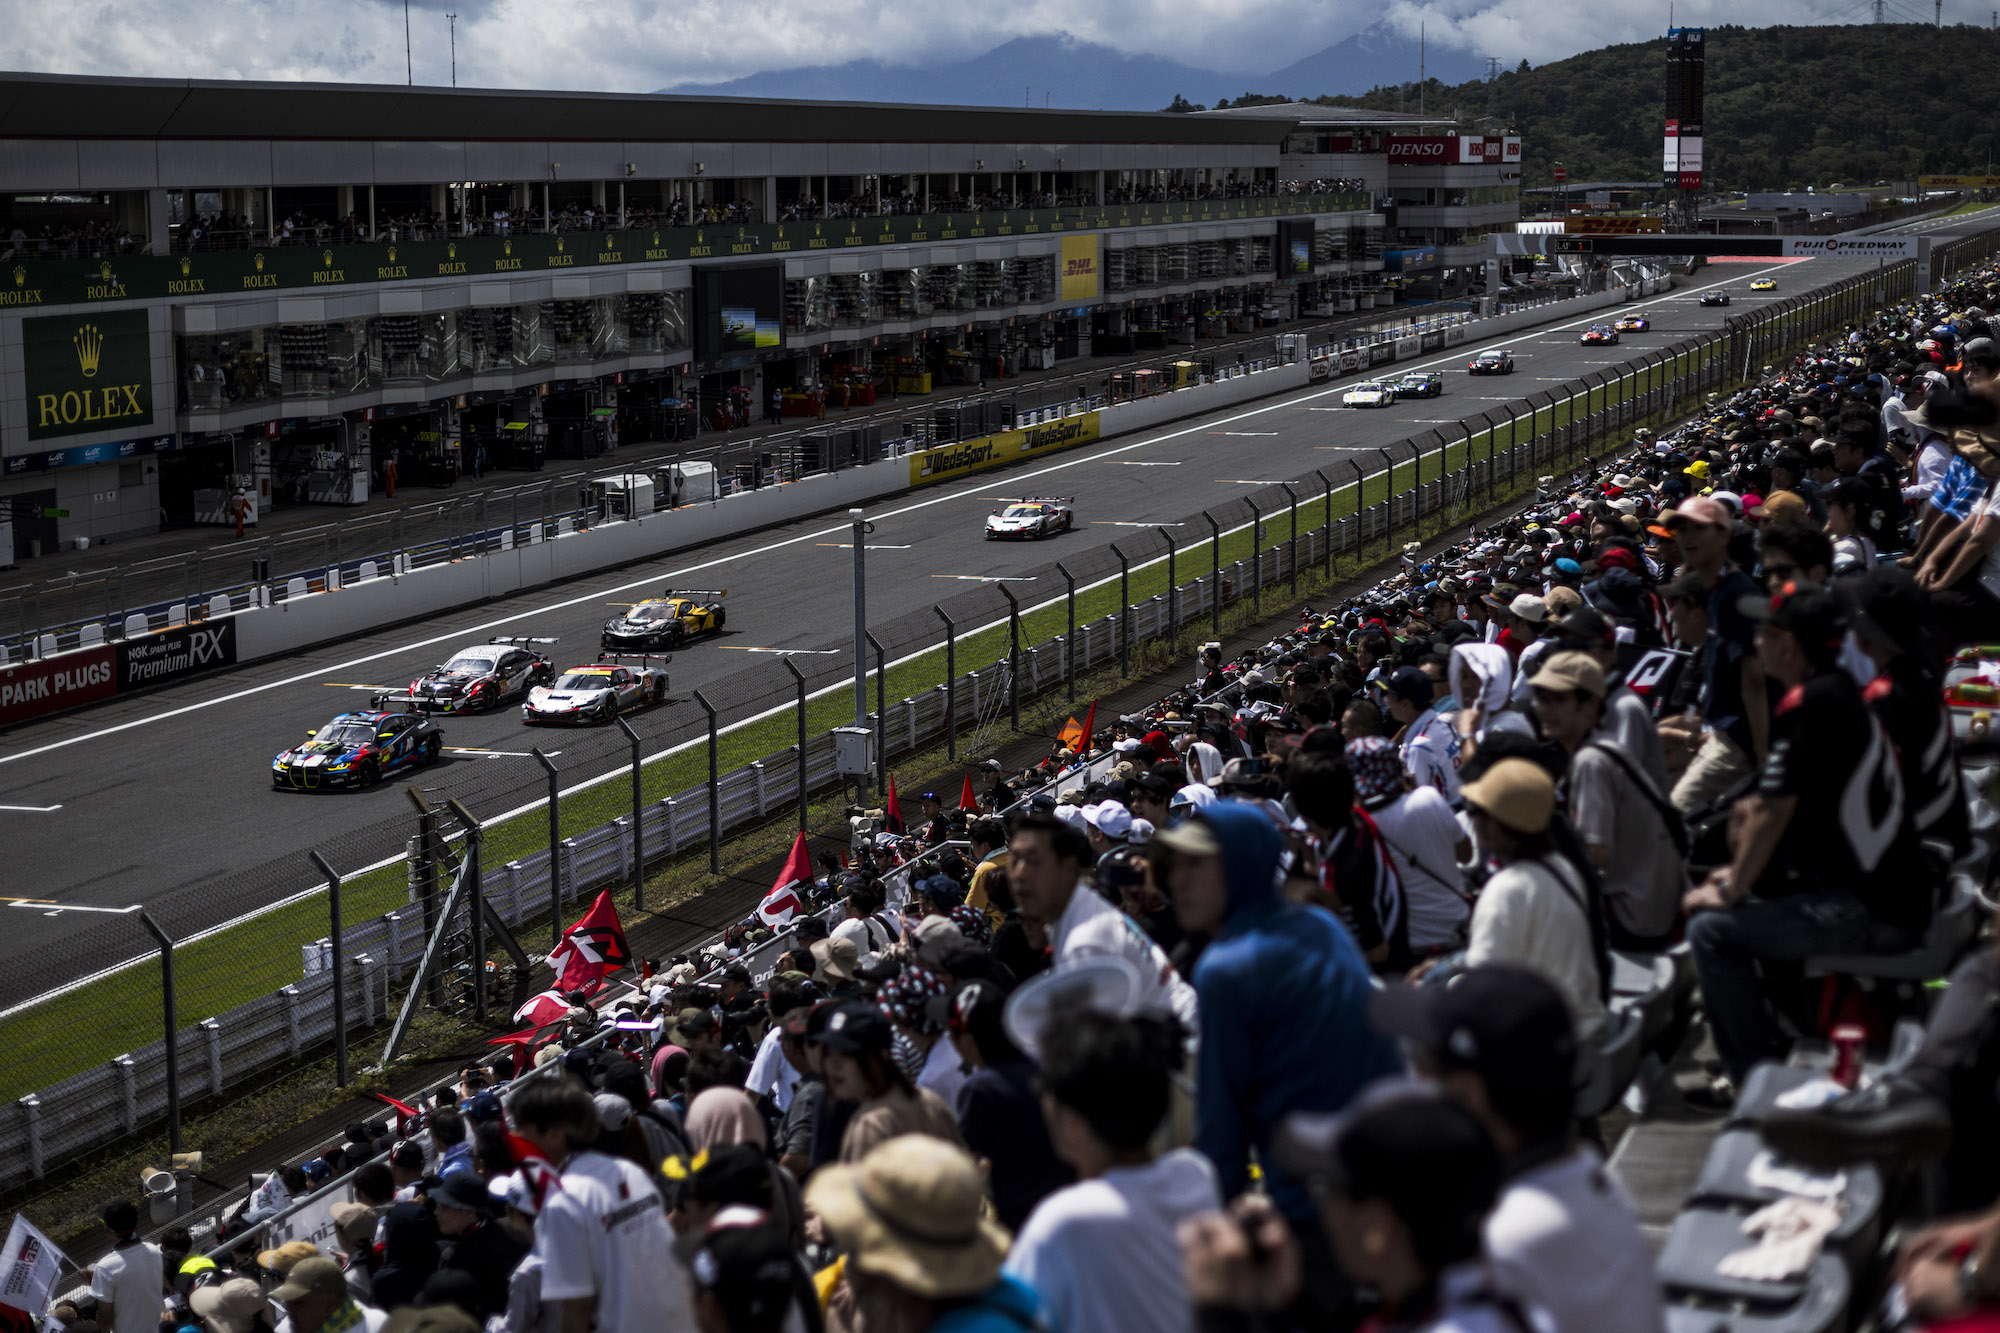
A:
271 1256 347 1304
1083 801 1133 839
1548 602 1613 646
431 1170 499 1215
1737 580 1847 656
1459 757 1555 835
257 1240 318 1274
809 1001 893 1053
1507 593 1548 623
1526 651 1606 698
1668 495 1730 529
1842 564 1929 658
1368 964 1578 1105
1152 816 1221 858
191 1280 270 1333
1386 665 1433 705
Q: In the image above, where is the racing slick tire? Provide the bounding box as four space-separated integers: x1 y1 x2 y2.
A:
357 761 381 790
422 735 441 765
714 607 727 630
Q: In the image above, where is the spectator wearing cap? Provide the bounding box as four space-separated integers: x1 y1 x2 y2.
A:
508 1075 690 1333
1454 758 1607 1047
1684 582 1928 1092
1158 804 1400 1236
1083 800 1135 861
1663 495 1770 814
1348 737 1473 954
188 1278 272 1333
809 1137 1034 1333
742 978 810 1117
1385 665 1460 803
1006 1012 1219 1333
370 1202 441 1310
1768 449 1826 523
947 980 1074 1232
90 1199 164 1333
915 791 950 847
963 818 1010 936
1287 750 1410 973
325 1202 379 1304
1372 966 1662 1333
1545 604 1671 794
831 881 898 966
879 963 965 1108
431 1172 528 1319
1820 476 1882 575
1529 652 1686 952
1006 811 1197 1028
810 1002 963 1162
272 1257 385 1333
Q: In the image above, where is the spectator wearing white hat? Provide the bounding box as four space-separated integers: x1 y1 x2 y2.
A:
1083 801 1134 862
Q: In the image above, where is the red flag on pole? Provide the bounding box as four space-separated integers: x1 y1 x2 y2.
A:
959 773 979 811
757 830 814 928
883 772 906 834
1079 697 1098 753
548 890 632 992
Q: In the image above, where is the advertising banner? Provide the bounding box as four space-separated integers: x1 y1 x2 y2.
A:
23 310 154 443
1565 217 1665 234
1921 175 2000 188
260 1184 355 1252
1339 349 1363 373
116 620 238 691
0 1214 68 1318
1420 331 1446 352
1367 343 1395 367
1393 336 1421 359
909 411 1102 487
0 647 116 726
2 432 176 478
1384 136 1522 165
1059 236 1100 302
1446 325 1468 345
1781 237 1917 258
1308 358 1332 383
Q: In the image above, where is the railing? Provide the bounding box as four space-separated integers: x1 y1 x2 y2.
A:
0 257 1916 1196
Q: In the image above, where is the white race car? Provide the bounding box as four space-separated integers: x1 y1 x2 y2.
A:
985 497 1074 540
522 657 670 725
1343 380 1396 408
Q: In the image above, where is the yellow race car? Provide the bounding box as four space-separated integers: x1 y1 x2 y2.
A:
1749 278 1777 292
600 589 728 650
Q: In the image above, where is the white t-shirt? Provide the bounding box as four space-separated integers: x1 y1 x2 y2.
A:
1051 880 1199 1030
1975 482 2000 601
1400 707 1462 802
831 913 896 964
916 1029 968 1108
89 1239 164 1333
744 1024 801 1112
1465 858 1607 1046
1369 788 1471 950
1485 1149 1663 1333
1004 1150 1221 1333
536 1151 689 1333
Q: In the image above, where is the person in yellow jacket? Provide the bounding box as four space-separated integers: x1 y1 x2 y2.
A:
963 818 1009 935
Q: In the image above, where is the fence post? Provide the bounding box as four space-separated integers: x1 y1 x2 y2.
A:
933 607 957 760
616 718 645 909
782 660 809 832
454 802 488 1024
1281 483 1300 595
1157 526 1178 634
1243 500 1261 616
1316 470 1334 576
866 632 887 786
1056 564 1077 701
999 583 1022 732
693 690 720 873
308 852 347 1087
1203 513 1222 633
137 910 180 1154
1112 544 1131 676
532 747 563 939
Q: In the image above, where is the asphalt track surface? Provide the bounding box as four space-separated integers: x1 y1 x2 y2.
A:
0 251 1903 961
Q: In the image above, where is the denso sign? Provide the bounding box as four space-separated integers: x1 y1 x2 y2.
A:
1386 136 1523 165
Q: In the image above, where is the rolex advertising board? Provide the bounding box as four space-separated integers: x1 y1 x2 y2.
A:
24 309 153 442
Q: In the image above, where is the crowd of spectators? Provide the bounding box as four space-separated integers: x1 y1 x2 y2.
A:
54 264 2000 1333
5 220 139 261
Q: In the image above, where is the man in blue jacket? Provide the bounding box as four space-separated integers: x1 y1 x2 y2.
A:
1159 802 1402 1227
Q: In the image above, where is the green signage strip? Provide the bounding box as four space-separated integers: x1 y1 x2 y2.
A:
0 193 1367 310
44 508 70 518
22 308 154 442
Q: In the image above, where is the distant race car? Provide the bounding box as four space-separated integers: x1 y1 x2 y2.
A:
1614 314 1651 332
985 497 1074 540
1392 371 1445 399
522 656 671 725
381 637 555 714
272 709 442 791
1467 350 1516 375
1700 291 1732 307
601 590 727 650
1343 380 1396 408
1749 278 1777 292
1581 324 1620 345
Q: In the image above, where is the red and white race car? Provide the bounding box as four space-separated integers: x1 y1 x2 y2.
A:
522 654 671 725
985 497 1075 540
380 637 555 714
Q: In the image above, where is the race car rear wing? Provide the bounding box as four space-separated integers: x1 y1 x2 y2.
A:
1014 496 1074 505
597 651 674 666
662 589 728 599
490 635 559 646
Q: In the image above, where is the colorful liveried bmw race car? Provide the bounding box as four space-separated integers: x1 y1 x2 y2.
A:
273 710 442 790
600 591 727 650
1342 380 1396 408
985 498 1074 539
1466 349 1515 375
1392 371 1445 399
380 637 555 714
1580 324 1620 346
1750 278 1777 292
1700 290 1731 307
522 656 672 725
1615 314 1651 332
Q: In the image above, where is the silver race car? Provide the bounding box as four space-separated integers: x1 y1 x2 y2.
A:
985 497 1074 540
521 655 671 725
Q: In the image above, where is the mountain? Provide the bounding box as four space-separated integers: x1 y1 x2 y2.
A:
1310 23 2000 190
658 35 1229 111
658 26 1492 110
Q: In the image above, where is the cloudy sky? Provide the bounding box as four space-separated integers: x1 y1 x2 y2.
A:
0 0 1982 91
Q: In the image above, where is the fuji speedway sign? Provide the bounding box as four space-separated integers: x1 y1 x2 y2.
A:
1780 237 1919 258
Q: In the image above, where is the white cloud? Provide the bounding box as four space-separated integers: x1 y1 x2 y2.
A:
0 0 1982 91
